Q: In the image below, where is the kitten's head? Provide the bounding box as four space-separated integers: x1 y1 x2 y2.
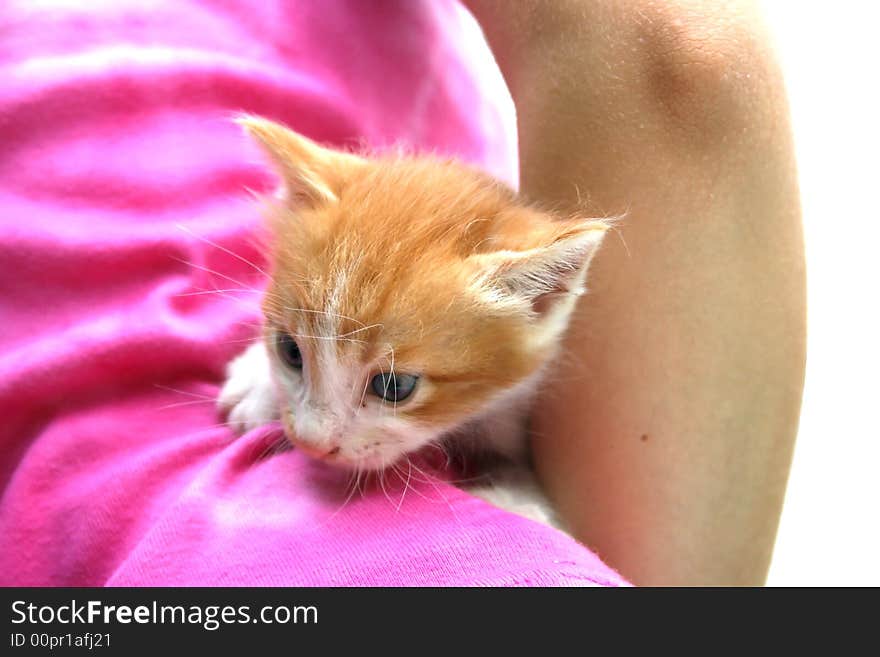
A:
240 116 606 471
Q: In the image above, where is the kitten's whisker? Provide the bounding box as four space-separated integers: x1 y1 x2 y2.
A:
395 459 413 512
281 306 369 329
375 351 398 418
152 384 215 400
154 398 217 411
409 466 489 487
320 472 362 526
231 319 266 333
253 433 287 461
391 462 431 503
270 440 291 458
175 224 271 279
174 288 263 298
391 459 470 504
355 467 365 499
335 323 383 338
218 336 265 345
162 422 249 445
350 365 369 414
378 469 396 510
407 459 460 522
177 284 265 320
426 442 453 470
290 332 366 345
388 346 397 417
170 256 260 292
356 373 372 414
393 463 444 487
216 418 280 429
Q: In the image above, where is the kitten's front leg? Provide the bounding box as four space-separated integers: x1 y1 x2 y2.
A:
453 402 564 529
217 342 279 433
467 464 565 531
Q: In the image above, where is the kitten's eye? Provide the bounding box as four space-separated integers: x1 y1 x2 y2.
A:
277 333 303 369
370 372 419 402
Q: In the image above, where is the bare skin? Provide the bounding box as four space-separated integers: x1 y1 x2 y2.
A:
463 0 806 585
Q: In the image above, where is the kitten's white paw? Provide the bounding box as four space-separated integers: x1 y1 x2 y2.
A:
218 342 279 434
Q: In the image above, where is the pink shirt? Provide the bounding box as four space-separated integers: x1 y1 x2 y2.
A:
0 0 627 587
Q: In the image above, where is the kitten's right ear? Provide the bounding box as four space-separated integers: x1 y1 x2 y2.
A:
235 115 364 206
469 220 608 316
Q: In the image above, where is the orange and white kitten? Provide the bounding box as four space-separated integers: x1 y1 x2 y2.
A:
219 116 607 528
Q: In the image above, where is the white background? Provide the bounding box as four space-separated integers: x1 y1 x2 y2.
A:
760 1 880 585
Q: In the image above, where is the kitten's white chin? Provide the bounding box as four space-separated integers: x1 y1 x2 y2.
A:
311 451 397 473
345 454 394 472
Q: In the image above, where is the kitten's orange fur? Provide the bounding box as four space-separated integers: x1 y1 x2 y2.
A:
220 116 607 523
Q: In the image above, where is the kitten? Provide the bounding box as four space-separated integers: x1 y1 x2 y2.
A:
219 116 607 529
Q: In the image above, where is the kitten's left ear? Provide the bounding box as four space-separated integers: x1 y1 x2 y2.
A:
235 115 364 206
470 220 608 315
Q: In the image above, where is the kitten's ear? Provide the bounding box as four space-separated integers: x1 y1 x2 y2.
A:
235 115 364 205
470 221 608 315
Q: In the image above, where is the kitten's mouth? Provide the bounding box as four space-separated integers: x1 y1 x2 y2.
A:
281 416 394 471
285 434 388 470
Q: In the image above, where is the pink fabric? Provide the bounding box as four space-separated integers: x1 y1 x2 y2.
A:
0 0 627 587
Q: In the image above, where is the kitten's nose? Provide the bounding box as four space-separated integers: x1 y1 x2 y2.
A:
292 411 345 459
292 439 338 459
